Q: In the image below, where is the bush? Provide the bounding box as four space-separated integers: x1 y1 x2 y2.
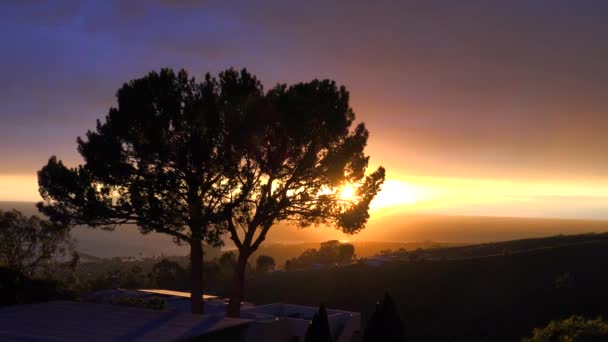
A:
523 316 608 341
364 293 406 342
109 295 167 311
555 272 575 289
0 267 73 307
305 304 333 342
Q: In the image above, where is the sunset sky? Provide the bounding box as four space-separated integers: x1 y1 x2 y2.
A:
2 1 608 220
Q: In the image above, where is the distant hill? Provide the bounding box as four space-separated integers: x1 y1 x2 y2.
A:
3 201 608 259
250 240 462 269
247 233 608 341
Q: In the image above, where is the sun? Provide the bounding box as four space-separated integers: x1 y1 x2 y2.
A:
339 184 356 201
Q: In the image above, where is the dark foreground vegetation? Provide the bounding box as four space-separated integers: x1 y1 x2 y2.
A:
246 234 608 341
5 212 608 341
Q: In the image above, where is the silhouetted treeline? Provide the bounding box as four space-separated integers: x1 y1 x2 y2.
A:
285 240 355 270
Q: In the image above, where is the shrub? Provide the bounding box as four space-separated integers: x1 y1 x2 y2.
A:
305 304 333 342
109 295 167 311
364 292 406 341
523 315 608 341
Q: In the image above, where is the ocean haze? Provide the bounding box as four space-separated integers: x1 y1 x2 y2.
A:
1 201 189 258
3 201 608 258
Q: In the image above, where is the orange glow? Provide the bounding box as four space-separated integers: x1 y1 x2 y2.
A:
339 184 356 201
370 179 418 211
0 174 40 202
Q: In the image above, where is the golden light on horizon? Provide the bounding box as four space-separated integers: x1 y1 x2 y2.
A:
370 179 418 211
339 179 422 214
0 174 40 202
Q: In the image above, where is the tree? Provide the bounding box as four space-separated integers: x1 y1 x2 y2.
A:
523 315 608 341
37 68 253 314
223 77 385 316
336 242 356 264
218 251 237 277
255 255 275 273
0 209 73 276
285 240 355 269
305 304 333 342
150 259 188 290
364 293 406 342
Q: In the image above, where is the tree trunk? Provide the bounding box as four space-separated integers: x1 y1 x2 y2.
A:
227 251 249 317
190 239 204 315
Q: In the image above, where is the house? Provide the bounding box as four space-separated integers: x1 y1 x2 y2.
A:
0 301 251 342
1 289 362 342
362 255 395 267
241 303 361 342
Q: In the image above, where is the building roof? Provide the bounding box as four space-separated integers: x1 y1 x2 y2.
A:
0 301 250 342
136 289 219 300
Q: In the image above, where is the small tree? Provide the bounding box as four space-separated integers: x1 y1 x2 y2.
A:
305 304 333 342
523 316 608 341
364 293 406 342
218 251 237 276
150 259 188 290
337 242 355 263
287 241 355 269
223 77 385 316
37 69 255 314
255 255 275 273
0 209 73 276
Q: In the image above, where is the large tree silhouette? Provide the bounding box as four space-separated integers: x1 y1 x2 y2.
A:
222 78 385 316
37 69 256 314
37 68 384 317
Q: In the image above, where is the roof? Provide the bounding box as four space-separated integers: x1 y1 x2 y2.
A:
0 301 250 342
136 289 219 300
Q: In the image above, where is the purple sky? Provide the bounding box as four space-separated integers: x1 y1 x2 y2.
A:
2 0 608 219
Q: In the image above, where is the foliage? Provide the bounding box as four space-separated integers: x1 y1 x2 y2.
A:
523 316 608 342
0 209 74 276
255 255 276 273
555 272 576 290
37 69 232 245
0 267 74 307
36 68 263 313
149 259 188 290
245 237 608 341
285 240 355 270
219 251 237 270
305 304 333 342
407 248 423 263
364 293 406 342
110 295 167 311
36 67 384 316
219 72 385 315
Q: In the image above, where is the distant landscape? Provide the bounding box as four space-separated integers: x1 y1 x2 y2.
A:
247 233 608 341
5 201 608 260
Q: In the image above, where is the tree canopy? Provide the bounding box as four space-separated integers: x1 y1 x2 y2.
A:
220 74 385 316
524 316 608 342
37 67 384 316
305 304 334 342
0 209 73 276
285 240 356 270
37 68 257 314
255 255 275 273
364 293 406 342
